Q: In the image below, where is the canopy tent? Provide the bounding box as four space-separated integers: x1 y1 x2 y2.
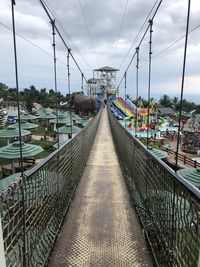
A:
0 125 31 144
18 113 38 121
0 141 43 173
58 124 81 134
52 110 70 118
177 168 200 188
58 124 81 143
38 112 56 120
12 121 39 130
0 172 21 192
49 117 70 124
150 148 168 160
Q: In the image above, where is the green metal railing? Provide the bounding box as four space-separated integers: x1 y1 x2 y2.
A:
109 110 200 267
0 111 101 267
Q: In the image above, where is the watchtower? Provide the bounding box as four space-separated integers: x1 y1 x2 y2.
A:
93 66 119 94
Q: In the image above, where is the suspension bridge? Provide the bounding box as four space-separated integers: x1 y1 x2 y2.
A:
0 0 200 266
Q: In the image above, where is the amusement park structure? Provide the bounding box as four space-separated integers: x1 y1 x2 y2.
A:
87 66 119 95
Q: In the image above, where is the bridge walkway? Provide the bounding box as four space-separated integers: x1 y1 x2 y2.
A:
48 107 152 266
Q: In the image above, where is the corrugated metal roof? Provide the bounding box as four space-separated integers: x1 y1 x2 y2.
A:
94 66 119 71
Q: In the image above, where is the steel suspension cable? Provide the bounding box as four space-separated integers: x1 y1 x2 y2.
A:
175 0 191 172
117 0 163 89
67 49 73 139
44 0 92 71
11 0 24 174
51 20 59 148
147 19 153 149
39 0 89 84
153 23 200 59
10 1 26 265
119 0 159 70
123 72 127 156
112 0 129 65
124 71 127 127
81 73 84 125
135 47 139 137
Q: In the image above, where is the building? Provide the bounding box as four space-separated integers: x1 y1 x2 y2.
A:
158 107 175 117
87 66 119 96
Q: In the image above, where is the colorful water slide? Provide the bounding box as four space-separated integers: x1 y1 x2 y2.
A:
112 97 134 117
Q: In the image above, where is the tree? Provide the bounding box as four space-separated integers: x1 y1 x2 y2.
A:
7 88 17 102
23 88 33 112
176 99 196 112
172 96 179 109
0 83 8 103
159 94 172 107
40 88 48 106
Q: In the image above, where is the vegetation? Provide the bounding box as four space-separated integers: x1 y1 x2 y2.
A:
30 140 56 159
31 127 55 136
0 82 76 111
126 93 200 113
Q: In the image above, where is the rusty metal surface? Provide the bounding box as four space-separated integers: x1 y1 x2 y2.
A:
48 108 152 267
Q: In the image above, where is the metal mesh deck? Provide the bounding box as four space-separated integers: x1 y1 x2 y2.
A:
48 108 152 267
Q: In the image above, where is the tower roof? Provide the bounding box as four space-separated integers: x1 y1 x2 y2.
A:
94 66 119 71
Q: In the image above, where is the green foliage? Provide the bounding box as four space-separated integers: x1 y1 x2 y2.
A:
0 138 7 148
30 140 56 159
159 94 172 107
0 82 71 110
158 94 199 113
31 127 55 136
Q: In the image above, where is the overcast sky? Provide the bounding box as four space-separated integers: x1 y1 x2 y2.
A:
0 0 200 103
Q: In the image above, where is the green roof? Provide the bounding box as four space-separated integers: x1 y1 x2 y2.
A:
58 124 81 134
52 110 69 118
38 112 56 119
177 168 200 188
0 125 31 138
53 140 67 149
0 141 44 159
49 117 70 124
19 113 38 120
0 172 21 192
150 148 168 159
12 121 38 130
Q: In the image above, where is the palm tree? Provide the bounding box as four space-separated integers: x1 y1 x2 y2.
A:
159 94 172 107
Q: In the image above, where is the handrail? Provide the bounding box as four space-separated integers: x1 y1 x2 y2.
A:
162 147 200 169
108 109 200 267
0 110 101 267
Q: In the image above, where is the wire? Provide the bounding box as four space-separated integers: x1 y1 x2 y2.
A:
78 0 99 66
153 24 200 59
112 0 129 64
39 0 90 86
50 20 60 148
175 0 191 172
117 0 163 89
118 0 160 70
0 21 68 68
44 0 93 71
10 1 26 265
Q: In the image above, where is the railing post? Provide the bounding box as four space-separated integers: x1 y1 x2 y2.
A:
135 46 139 137
0 215 6 267
195 161 197 168
184 155 186 165
198 250 200 267
147 19 153 149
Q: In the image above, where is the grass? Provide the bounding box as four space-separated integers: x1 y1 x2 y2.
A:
0 138 7 148
30 140 56 159
0 139 56 166
0 158 10 166
31 127 55 136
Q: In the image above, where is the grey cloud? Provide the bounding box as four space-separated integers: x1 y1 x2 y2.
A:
0 0 199 101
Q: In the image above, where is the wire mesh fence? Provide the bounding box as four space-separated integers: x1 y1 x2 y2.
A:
109 110 200 267
0 110 101 267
